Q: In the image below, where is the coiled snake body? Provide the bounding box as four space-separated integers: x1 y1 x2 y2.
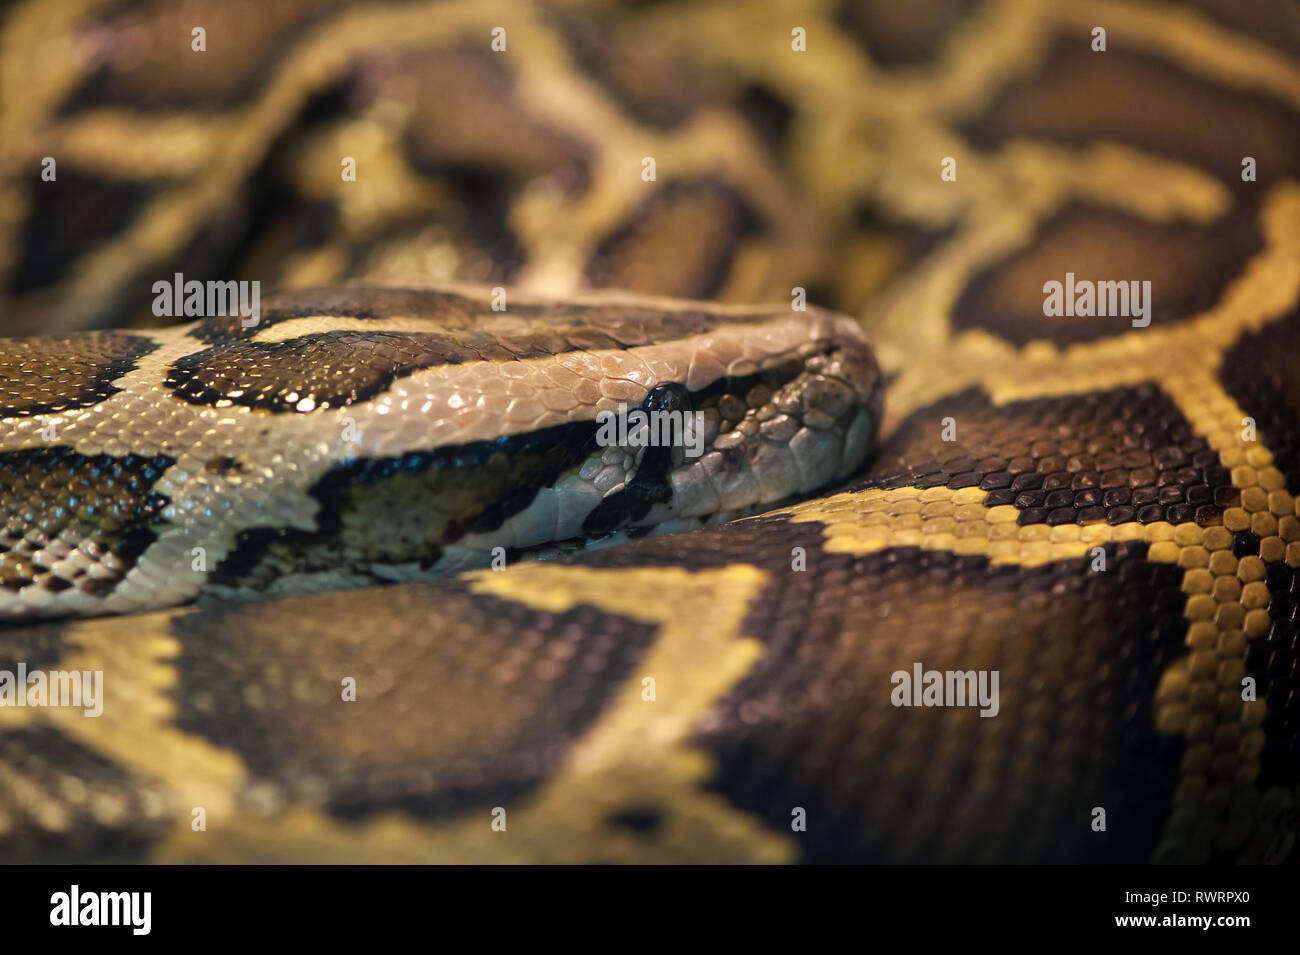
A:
0 0 1298 864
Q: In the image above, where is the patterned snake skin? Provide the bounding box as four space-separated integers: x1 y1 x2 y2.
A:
1 0 1299 864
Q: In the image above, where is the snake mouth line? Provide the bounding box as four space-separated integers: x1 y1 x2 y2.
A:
202 342 882 602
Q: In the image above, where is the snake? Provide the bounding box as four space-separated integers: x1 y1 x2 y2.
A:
0 0 1298 864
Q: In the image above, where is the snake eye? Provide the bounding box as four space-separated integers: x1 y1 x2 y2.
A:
641 381 693 415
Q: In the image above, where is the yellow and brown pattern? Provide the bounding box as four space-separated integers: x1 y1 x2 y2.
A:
0 0 1298 864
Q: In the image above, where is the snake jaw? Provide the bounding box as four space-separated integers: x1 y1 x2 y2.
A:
431 325 884 576
655 343 883 521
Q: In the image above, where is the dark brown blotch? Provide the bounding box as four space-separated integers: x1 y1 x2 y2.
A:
167 580 658 820
864 384 1232 527
697 538 1186 862
837 0 980 68
961 41 1300 183
585 180 762 299
952 203 1262 346
0 447 174 598
1219 306 1300 494
7 173 155 295
62 0 351 112
0 331 157 418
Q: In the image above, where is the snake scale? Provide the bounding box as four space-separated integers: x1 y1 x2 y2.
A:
1 0 1298 864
